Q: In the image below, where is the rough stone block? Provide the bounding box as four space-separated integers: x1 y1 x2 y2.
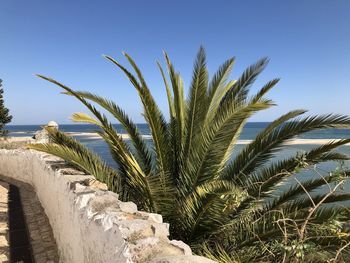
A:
118 201 138 213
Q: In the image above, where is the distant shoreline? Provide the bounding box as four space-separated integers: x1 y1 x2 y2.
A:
67 132 350 145
5 132 350 146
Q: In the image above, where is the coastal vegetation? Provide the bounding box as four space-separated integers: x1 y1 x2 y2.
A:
29 48 350 262
0 79 12 137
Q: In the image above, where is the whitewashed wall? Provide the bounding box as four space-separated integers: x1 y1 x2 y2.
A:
0 149 215 263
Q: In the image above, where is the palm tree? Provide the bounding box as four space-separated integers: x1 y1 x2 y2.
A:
29 47 350 262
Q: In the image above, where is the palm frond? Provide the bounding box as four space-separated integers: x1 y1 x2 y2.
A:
200 243 240 263
207 58 235 101
205 79 237 125
157 61 175 119
223 114 350 185
255 145 350 197
183 46 209 161
104 55 171 181
186 99 273 192
28 139 121 194
269 170 350 210
251 78 280 103
64 90 153 174
220 57 269 105
163 52 187 178
36 75 167 213
163 51 186 133
36 75 137 169
181 180 245 241
285 193 350 213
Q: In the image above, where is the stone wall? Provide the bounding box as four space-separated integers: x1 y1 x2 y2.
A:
0 149 215 263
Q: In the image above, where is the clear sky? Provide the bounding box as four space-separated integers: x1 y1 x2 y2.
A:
1 0 350 125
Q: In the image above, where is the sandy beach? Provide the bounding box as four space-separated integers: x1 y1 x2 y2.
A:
67 133 350 145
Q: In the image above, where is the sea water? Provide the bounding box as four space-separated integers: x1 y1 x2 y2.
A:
7 123 350 140
7 123 350 172
6 123 350 205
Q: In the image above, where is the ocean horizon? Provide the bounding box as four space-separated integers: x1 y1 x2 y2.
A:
7 122 350 140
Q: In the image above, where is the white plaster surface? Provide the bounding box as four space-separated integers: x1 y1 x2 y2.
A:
0 149 215 263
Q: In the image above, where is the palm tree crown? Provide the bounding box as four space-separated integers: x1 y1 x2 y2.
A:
29 47 350 262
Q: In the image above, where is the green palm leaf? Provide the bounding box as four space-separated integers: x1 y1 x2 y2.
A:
64 90 153 174
223 115 350 184
28 136 121 193
183 46 209 161
104 55 171 181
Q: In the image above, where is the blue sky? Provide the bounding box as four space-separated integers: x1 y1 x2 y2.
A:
1 0 350 125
